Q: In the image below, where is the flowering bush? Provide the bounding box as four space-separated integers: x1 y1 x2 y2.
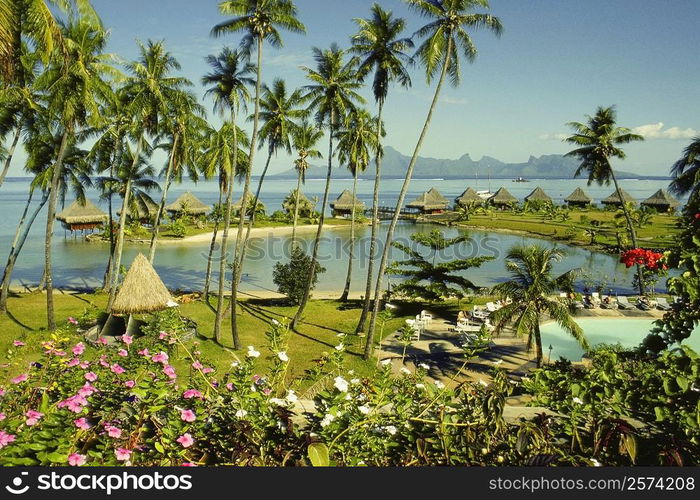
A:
620 248 667 271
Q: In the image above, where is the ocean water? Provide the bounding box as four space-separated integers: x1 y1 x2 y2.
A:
0 177 682 293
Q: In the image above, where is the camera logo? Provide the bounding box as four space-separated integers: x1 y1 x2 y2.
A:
5 471 30 495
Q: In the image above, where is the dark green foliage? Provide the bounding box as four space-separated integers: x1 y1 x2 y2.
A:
273 247 326 305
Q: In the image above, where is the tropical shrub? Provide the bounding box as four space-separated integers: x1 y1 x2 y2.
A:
272 247 326 305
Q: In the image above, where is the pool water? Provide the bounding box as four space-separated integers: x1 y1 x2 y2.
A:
539 319 700 362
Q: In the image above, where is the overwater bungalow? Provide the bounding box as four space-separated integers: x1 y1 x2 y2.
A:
165 192 211 217
455 187 484 208
641 189 680 213
232 192 266 217
564 187 593 208
524 186 553 206
488 187 518 209
56 199 108 232
601 188 637 208
282 189 315 217
330 190 365 218
407 188 449 214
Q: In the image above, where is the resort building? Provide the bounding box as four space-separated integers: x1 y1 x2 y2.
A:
232 192 266 218
455 187 484 208
488 187 519 209
524 186 554 207
641 189 681 213
407 188 449 215
330 189 366 218
601 188 637 208
56 199 108 232
282 189 315 218
165 192 211 217
564 187 593 208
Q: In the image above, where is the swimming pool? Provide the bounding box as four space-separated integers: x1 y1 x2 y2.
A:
539 318 700 362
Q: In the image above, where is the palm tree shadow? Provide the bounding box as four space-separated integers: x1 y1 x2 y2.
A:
5 310 35 331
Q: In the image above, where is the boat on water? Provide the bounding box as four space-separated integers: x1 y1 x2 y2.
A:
512 177 530 183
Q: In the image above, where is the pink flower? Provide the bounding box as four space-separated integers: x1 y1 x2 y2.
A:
68 453 86 466
159 331 168 340
262 388 272 396
74 417 91 430
183 389 202 399
163 365 176 380
180 409 196 422
121 334 133 345
105 425 122 438
85 372 98 382
0 412 5 421
25 409 43 426
11 373 28 384
181 462 197 467
138 348 150 357
12 340 25 347
67 358 80 367
115 448 131 461
176 433 194 448
0 388 5 396
110 364 125 375
191 361 203 370
226 383 234 391
124 380 136 388
0 430 16 448
78 383 96 397
97 337 108 345
79 361 90 369
72 343 85 356
118 349 128 357
59 395 87 413
151 352 169 364
67 317 79 325
202 367 214 374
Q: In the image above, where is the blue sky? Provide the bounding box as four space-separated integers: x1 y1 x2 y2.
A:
9 0 700 176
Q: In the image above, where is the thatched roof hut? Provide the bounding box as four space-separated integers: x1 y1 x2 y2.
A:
641 189 680 212
232 192 266 216
407 188 449 214
56 199 108 231
564 187 592 207
282 189 315 217
111 254 176 315
601 188 637 207
331 189 365 216
165 192 211 216
488 187 518 207
524 186 553 205
455 187 484 207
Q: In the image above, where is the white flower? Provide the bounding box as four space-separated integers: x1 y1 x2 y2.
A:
415 383 426 390
385 425 398 436
350 378 360 385
271 319 280 326
320 413 335 427
277 351 289 363
358 405 370 415
400 367 411 375
380 359 392 367
230 361 241 368
572 397 584 405
335 344 345 352
491 359 503 366
334 376 349 392
418 363 430 370
235 409 248 419
348 370 355 375
270 398 286 406
286 390 298 404
590 458 602 467
434 380 445 389
337 333 346 338
247 346 260 358
478 379 488 387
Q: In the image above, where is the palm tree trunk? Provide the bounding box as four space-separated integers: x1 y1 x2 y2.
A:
609 167 644 296
0 125 21 189
214 169 235 344
364 41 453 359
229 38 263 349
0 190 48 312
534 323 543 367
103 138 121 290
45 129 71 331
204 184 224 301
292 111 335 329
108 178 132 311
291 169 303 244
148 133 179 264
340 169 359 302
356 100 385 333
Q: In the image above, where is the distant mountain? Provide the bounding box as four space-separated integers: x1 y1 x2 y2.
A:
270 146 643 180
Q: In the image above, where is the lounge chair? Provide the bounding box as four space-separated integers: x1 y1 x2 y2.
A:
636 297 653 311
600 295 618 309
616 296 635 310
486 302 499 313
420 310 433 324
656 297 672 311
472 307 489 320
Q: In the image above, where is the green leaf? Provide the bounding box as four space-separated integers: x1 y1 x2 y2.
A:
621 434 637 464
40 391 50 413
155 442 165 454
570 384 581 397
654 406 665 422
675 376 689 392
307 443 329 467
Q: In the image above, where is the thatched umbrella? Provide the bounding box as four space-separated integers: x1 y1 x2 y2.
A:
641 189 680 212
407 188 449 214
165 192 211 216
56 199 108 231
330 189 366 217
524 186 553 205
564 187 592 208
601 188 637 207
488 187 518 207
455 187 484 207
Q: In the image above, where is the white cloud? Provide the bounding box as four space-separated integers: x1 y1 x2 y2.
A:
440 96 468 105
538 133 567 141
266 52 313 69
632 122 698 140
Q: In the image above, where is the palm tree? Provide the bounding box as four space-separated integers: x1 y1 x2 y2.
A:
564 106 645 294
365 0 503 358
669 136 700 200
336 109 382 302
290 120 323 242
36 19 116 329
489 245 588 367
230 78 305 338
201 47 254 346
350 3 413 331
291 44 364 329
